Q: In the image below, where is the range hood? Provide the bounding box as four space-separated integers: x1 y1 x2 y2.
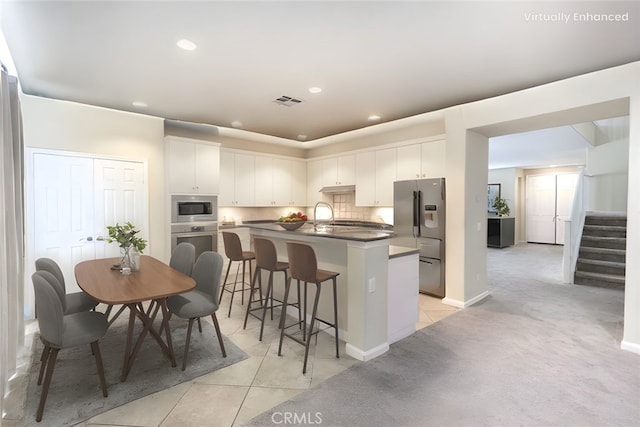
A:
319 184 356 193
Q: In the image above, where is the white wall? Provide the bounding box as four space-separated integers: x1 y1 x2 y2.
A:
585 138 629 212
21 95 168 259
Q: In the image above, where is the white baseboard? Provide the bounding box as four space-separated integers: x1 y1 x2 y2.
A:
621 340 640 355
442 290 490 308
345 342 389 361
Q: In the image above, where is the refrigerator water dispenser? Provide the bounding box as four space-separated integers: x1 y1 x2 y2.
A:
424 204 439 229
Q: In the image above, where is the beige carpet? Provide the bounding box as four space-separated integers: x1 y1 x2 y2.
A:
245 243 639 426
24 314 247 426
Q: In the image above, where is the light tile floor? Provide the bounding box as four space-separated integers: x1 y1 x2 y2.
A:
8 286 456 427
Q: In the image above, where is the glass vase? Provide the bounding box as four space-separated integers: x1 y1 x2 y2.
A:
120 246 134 269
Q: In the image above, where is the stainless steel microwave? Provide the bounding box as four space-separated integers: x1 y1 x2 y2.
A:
171 195 218 223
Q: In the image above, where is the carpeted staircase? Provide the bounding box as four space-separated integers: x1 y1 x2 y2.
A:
574 213 626 289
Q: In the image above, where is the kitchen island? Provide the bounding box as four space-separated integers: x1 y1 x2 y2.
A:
245 222 418 361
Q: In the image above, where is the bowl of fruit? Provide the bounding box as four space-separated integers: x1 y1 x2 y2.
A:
277 212 308 230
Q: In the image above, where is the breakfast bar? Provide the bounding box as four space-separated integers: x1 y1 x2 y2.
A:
245 222 416 361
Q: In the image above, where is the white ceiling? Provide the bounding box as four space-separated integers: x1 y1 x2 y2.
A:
1 1 639 146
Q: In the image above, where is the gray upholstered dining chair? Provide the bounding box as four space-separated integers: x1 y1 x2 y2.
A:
169 242 196 276
166 251 227 371
35 257 98 314
31 270 109 422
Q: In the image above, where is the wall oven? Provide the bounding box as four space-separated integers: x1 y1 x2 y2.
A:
171 195 217 223
171 194 218 259
171 222 218 260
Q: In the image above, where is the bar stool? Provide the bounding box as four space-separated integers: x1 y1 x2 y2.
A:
278 241 340 374
220 231 255 317
243 237 302 341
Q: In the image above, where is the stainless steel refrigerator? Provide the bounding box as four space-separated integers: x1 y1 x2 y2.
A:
393 178 446 297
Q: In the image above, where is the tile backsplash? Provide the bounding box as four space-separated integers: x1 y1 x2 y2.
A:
219 191 394 225
332 193 368 220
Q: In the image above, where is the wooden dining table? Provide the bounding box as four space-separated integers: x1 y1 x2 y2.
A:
75 255 195 382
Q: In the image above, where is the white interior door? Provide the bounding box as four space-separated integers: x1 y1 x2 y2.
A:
526 173 579 245
33 154 96 294
94 158 146 259
32 152 146 294
555 173 579 245
526 174 557 244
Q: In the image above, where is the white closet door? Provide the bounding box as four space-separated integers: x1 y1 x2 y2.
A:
93 158 146 259
526 174 557 244
555 173 579 245
32 153 146 294
33 153 95 293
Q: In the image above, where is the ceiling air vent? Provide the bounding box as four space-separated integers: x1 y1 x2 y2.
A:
273 95 303 107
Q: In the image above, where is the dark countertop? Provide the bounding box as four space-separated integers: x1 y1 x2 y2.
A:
244 222 394 242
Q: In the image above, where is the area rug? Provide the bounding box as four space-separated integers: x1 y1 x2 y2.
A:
24 315 247 427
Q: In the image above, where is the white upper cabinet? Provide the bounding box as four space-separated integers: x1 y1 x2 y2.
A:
254 155 274 206
289 159 307 206
322 154 355 186
254 155 307 207
375 148 397 206
167 136 220 194
396 144 422 180
219 150 255 207
355 148 396 206
420 140 446 178
396 140 446 181
307 159 323 206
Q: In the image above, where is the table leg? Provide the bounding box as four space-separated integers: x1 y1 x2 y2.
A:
120 299 177 381
120 304 137 382
158 298 177 367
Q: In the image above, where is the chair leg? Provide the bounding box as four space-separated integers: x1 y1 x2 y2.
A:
296 277 302 329
332 277 340 359
243 266 261 329
37 344 50 385
91 341 108 397
227 262 241 317
302 281 308 341
303 282 322 375
211 313 227 357
277 276 292 356
259 271 274 341
240 260 248 305
197 318 203 333
219 260 233 304
36 347 59 422
182 318 195 371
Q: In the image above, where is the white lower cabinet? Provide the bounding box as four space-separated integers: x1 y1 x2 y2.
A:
388 253 419 344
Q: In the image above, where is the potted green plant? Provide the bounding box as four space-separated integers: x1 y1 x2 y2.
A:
106 222 147 270
492 197 510 217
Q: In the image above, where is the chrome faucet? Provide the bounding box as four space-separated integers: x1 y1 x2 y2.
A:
313 201 334 230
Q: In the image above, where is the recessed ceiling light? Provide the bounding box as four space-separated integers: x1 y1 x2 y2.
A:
297 135 308 141
231 120 243 128
176 39 197 51
368 114 381 122
308 87 322 94
132 101 147 108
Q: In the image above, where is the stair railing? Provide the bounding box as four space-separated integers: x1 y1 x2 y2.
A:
562 169 587 283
